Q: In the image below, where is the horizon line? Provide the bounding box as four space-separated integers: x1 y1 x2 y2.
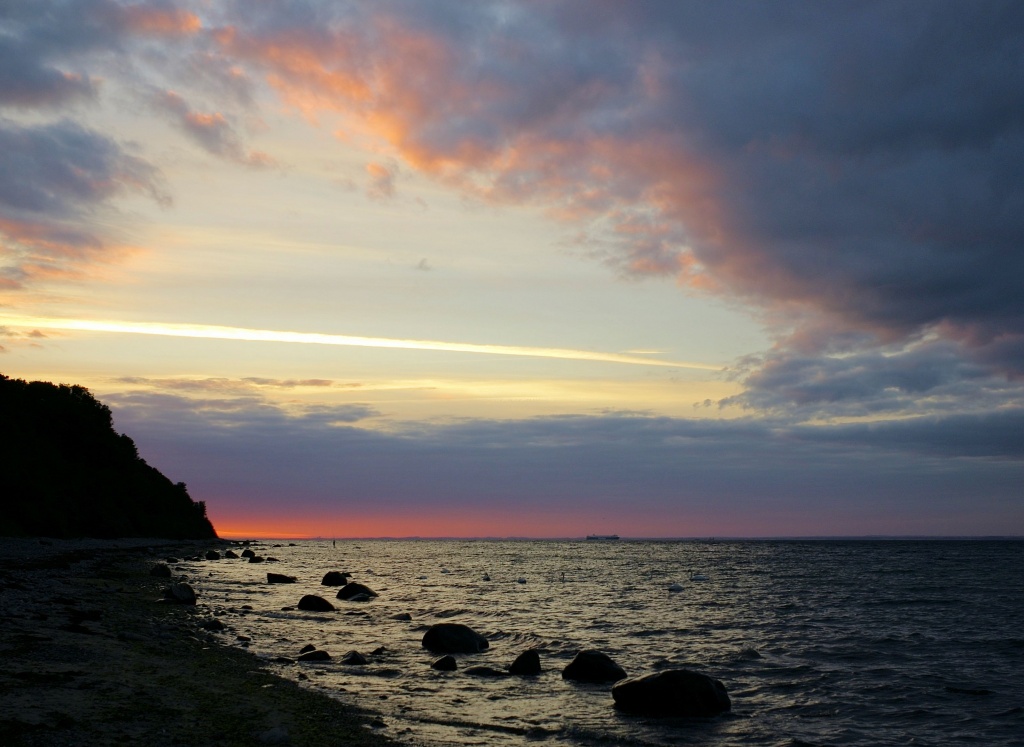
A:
0 315 721 370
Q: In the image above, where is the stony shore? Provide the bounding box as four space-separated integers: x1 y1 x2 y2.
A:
0 538 399 747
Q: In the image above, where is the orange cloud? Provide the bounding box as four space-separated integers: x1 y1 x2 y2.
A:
121 6 201 36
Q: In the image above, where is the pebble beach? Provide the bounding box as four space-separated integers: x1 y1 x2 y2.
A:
0 538 397 747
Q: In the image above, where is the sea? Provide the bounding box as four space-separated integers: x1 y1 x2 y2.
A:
182 539 1024 746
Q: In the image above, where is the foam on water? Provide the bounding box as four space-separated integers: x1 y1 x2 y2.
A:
183 540 1024 746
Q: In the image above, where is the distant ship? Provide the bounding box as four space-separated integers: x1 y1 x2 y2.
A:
586 534 620 540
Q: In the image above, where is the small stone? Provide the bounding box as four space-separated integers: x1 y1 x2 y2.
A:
431 655 457 671
298 649 331 662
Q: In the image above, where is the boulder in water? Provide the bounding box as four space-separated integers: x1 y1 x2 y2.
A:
510 649 542 676
224 550 239 559
465 666 510 678
336 582 378 601
149 563 172 578
248 555 265 564
298 649 331 662
611 669 731 717
267 573 297 584
241 549 256 558
430 655 457 671
321 571 351 586
422 623 489 653
162 582 197 605
340 650 368 665
297 594 335 612
562 650 626 683
205 550 221 560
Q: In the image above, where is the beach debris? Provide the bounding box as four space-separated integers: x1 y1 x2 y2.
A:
562 650 626 683
205 550 221 560
430 655 457 671
162 582 197 605
612 669 731 717
509 649 542 676
321 571 351 586
149 563 172 578
465 665 510 678
336 582 378 601
297 594 335 612
422 623 490 653
298 649 331 662
267 573 297 584
340 650 368 666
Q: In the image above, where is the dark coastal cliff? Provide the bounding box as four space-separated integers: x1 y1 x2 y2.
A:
0 374 217 539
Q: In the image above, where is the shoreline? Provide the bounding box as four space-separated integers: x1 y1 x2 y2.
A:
0 538 399 747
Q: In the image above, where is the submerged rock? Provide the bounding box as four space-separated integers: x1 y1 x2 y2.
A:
562 650 626 683
612 669 731 717
149 563 172 578
510 649 542 676
422 623 489 653
336 582 378 601
267 573 297 584
297 594 335 612
465 666 510 678
321 571 351 586
430 655 457 671
340 650 369 666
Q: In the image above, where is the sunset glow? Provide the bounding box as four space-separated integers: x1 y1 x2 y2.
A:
2 1 1022 538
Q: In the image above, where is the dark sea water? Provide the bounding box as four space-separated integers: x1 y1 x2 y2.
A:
186 540 1024 746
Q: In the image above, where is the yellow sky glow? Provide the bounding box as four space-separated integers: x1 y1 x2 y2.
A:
1 315 720 370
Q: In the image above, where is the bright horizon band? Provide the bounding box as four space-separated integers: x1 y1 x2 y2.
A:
1 316 721 370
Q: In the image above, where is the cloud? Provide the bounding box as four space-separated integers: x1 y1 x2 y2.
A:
152 89 275 167
366 160 397 199
0 118 166 287
103 391 1024 535
206 0 1024 399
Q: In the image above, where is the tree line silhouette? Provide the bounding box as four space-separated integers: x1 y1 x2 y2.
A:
0 374 217 539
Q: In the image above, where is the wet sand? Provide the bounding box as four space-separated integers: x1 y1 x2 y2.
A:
0 538 399 747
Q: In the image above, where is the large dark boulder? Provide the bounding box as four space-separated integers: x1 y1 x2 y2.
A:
205 550 221 560
510 649 542 676
612 669 731 717
562 650 626 683
241 549 256 558
422 623 489 653
224 550 239 559
336 582 378 601
267 573 297 584
321 571 351 586
297 594 335 612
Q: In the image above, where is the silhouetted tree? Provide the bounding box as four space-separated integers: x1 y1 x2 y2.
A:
0 374 217 539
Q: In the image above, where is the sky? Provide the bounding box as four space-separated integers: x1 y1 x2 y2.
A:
1 0 1022 538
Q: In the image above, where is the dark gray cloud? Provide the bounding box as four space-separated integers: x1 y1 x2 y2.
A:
104 391 1024 534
